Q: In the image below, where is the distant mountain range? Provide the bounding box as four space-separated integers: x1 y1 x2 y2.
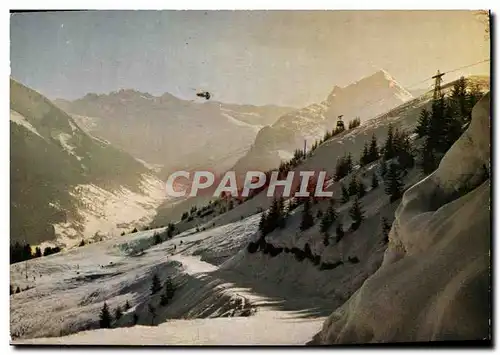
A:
55 92 293 178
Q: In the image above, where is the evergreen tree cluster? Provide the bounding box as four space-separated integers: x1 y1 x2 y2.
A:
348 176 366 199
150 273 162 295
341 183 350 203
258 197 287 237
382 124 414 170
312 122 349 149
99 275 178 329
98 299 133 329
166 223 176 238
348 117 361 129
384 162 405 202
320 200 337 245
334 153 354 181
348 198 365 231
415 77 484 174
247 220 348 271
159 277 176 307
340 176 367 204
153 232 162 245
10 242 61 264
99 302 112 328
359 134 380 167
299 198 315 231
269 116 363 197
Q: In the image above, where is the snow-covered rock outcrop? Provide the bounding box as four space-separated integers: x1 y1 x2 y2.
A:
309 92 491 344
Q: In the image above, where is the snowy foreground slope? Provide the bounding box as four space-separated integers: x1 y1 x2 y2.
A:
309 93 491 344
11 215 325 345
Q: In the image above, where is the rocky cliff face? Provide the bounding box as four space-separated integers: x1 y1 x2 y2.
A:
309 92 491 344
323 69 413 123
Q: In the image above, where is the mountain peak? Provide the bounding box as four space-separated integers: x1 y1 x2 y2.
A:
326 70 413 107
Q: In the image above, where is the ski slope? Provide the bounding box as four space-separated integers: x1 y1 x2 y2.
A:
10 215 327 345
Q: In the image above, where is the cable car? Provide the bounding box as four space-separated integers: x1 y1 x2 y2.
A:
196 91 211 100
336 115 345 131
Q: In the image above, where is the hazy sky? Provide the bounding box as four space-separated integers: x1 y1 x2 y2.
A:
10 10 490 107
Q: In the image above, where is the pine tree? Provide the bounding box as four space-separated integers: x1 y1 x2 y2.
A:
132 312 139 325
160 292 169 307
415 108 430 138
164 277 175 300
396 133 415 170
153 232 162 245
124 300 131 311
10 285 13 295
34 247 42 258
368 133 379 162
114 306 123 321
349 198 364 231
360 142 369 166
323 130 332 142
427 94 449 154
419 137 438 174
450 76 469 122
334 155 350 181
341 184 350 204
320 204 337 237
15 286 21 294
346 153 353 173
467 83 483 116
22 244 32 261
357 181 366 198
150 273 162 295
383 124 395 160
258 210 269 236
167 223 176 239
299 198 315 231
99 302 112 328
348 177 359 196
371 173 379 189
385 163 404 202
79 239 86 247
274 196 286 229
335 223 345 243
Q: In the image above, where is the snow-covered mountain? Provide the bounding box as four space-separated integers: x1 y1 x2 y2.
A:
55 91 293 177
10 78 490 345
233 70 413 174
10 79 167 247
